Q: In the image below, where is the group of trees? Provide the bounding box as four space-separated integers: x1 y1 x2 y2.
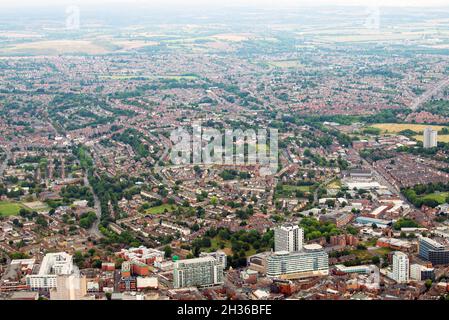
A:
79 211 97 229
402 182 449 208
112 128 151 160
190 227 274 268
299 217 340 241
219 169 251 181
393 218 420 231
60 185 94 207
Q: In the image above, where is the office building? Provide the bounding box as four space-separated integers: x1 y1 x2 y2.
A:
200 251 227 269
173 256 223 289
410 264 435 281
423 127 438 148
26 252 75 290
267 244 329 279
274 225 304 253
418 237 449 265
392 251 409 283
50 274 87 300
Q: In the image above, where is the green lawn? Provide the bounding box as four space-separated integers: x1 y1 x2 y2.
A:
145 204 177 214
418 192 449 205
0 201 23 216
282 185 311 192
352 247 392 261
203 236 257 257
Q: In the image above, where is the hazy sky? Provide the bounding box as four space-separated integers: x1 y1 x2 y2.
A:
0 0 448 7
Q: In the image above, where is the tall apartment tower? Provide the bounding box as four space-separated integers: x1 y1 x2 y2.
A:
392 251 409 283
423 127 438 148
173 256 224 289
274 225 304 253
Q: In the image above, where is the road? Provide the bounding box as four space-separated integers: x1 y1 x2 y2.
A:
84 174 103 239
356 153 412 205
410 77 449 111
0 148 11 180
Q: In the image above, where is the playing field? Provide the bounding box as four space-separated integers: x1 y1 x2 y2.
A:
145 204 176 214
417 192 449 204
0 201 23 216
371 123 448 134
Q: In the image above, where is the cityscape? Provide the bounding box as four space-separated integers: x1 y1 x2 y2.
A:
2 0 449 303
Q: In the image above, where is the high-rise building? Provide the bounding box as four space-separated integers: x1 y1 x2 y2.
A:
418 237 449 265
392 251 409 283
50 274 87 300
274 225 304 253
423 127 438 148
200 250 227 269
410 264 435 281
267 244 329 279
26 252 75 290
173 256 223 289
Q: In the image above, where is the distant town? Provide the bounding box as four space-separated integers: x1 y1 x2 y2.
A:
1 2 449 301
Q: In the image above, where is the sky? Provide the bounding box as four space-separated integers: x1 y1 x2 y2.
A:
0 0 448 8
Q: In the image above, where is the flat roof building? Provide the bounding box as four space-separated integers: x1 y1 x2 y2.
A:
418 237 449 266
26 252 75 290
173 256 224 289
267 245 329 280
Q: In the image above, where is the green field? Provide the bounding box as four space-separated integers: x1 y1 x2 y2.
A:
352 247 392 261
282 185 311 192
370 123 448 134
418 192 449 205
0 201 23 216
203 236 256 256
326 179 342 189
145 204 177 214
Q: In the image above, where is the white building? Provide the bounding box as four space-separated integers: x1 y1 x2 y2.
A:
267 244 329 279
274 225 303 253
199 251 227 269
410 264 435 281
423 127 438 148
26 252 75 290
391 251 409 283
173 256 223 289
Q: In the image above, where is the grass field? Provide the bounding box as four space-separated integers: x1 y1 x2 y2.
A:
352 247 392 261
203 236 256 256
23 201 50 212
417 192 449 204
414 135 449 143
370 123 448 134
326 179 342 189
145 204 176 214
282 185 311 192
0 201 23 216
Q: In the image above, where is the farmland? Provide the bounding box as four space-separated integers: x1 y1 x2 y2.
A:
370 123 448 134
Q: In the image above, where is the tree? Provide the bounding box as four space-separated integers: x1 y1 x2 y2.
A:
210 196 218 207
163 245 172 258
